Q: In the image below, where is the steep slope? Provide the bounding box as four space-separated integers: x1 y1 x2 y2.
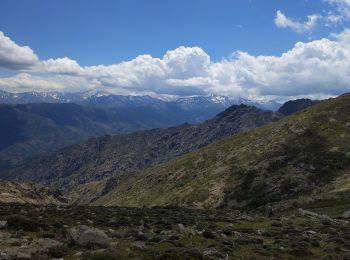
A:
0 105 281 203
0 101 236 160
0 181 67 205
278 98 318 116
95 94 350 210
0 103 187 159
0 103 111 159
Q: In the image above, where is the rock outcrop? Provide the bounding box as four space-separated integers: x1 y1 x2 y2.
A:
0 181 68 205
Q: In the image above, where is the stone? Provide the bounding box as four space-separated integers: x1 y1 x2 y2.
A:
203 229 215 239
346 122 350 131
177 223 185 233
342 211 350 219
67 225 111 247
298 208 319 217
305 230 317 235
0 220 7 228
132 241 146 250
271 221 283 227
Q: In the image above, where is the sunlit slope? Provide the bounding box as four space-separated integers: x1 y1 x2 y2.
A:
95 94 350 209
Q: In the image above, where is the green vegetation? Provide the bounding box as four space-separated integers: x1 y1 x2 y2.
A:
0 203 349 259
95 94 350 211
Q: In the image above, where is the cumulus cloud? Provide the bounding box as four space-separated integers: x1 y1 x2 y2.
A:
0 32 39 69
38 57 84 75
163 46 210 78
275 10 319 33
1 30 350 101
0 73 98 93
325 0 350 23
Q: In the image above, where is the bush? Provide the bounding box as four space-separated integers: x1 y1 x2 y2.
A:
82 250 123 260
47 245 69 258
6 215 42 232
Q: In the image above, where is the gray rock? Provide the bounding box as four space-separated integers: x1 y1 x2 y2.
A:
0 220 7 228
298 208 319 217
342 211 350 219
67 225 111 247
177 223 185 233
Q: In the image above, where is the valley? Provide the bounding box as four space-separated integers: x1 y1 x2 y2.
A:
0 103 281 204
0 94 349 259
2 1 350 258
0 90 251 159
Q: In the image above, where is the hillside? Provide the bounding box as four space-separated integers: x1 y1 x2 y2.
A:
0 181 67 205
278 98 319 116
94 94 350 211
0 105 281 203
0 101 236 159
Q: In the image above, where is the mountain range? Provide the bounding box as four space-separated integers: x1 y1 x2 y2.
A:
93 94 350 211
0 104 282 204
0 89 284 160
0 89 281 111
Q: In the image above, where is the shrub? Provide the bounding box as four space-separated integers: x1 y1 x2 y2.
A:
6 215 42 232
47 245 69 258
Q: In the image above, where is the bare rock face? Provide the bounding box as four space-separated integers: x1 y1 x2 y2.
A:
0 181 68 205
0 230 62 259
67 225 111 247
5 104 281 205
278 98 318 116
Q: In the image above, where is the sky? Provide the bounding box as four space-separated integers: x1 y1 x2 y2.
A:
0 0 350 101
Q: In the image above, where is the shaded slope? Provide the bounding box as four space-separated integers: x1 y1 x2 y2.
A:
0 105 281 203
0 102 233 159
0 103 111 159
95 94 350 210
278 98 318 116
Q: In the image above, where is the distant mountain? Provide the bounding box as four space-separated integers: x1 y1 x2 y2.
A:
0 101 244 159
0 89 281 111
0 103 121 159
0 89 284 159
0 89 84 104
1 104 281 204
93 95 350 211
278 98 319 116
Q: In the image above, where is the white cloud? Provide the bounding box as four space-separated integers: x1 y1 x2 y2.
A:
163 46 210 78
0 73 98 93
38 57 84 75
0 32 39 69
275 10 319 33
325 0 350 23
1 30 350 101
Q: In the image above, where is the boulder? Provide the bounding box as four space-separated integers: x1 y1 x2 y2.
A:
0 220 7 228
203 229 215 239
298 208 319 218
342 211 350 219
177 224 185 233
67 225 111 247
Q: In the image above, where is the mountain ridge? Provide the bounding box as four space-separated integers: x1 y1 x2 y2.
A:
0 89 281 111
93 94 350 211
0 104 282 204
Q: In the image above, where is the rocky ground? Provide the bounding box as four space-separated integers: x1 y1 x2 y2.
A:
0 204 349 259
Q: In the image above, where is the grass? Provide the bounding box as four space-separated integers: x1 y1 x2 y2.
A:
1 203 349 259
91 94 350 214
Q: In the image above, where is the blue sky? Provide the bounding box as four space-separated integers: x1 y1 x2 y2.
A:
0 0 338 64
0 0 350 101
